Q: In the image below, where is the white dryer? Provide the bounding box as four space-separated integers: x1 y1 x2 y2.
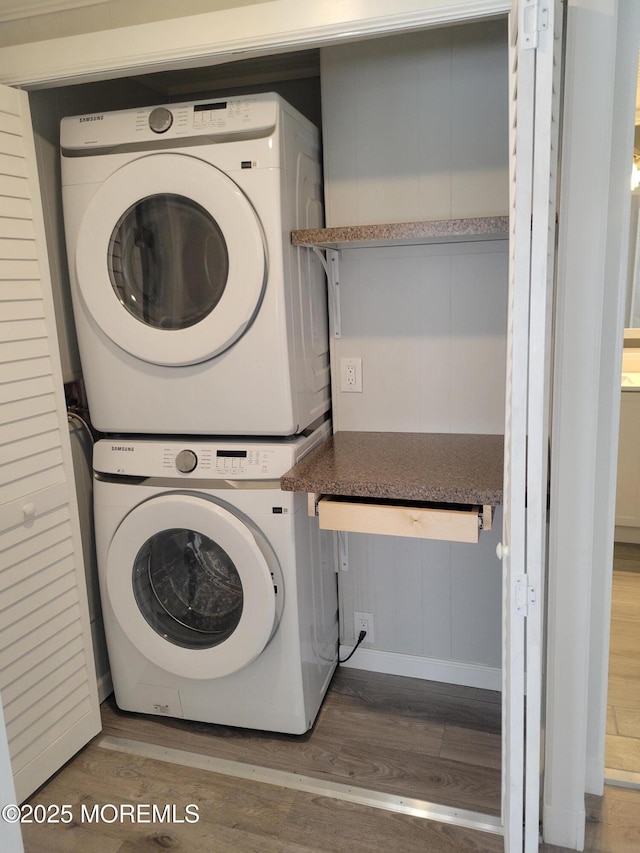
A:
61 93 329 436
92 423 338 734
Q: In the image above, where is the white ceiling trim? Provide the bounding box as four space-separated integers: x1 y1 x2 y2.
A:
0 0 509 89
0 0 107 23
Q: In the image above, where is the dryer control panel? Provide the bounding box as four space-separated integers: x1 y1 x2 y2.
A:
60 92 280 151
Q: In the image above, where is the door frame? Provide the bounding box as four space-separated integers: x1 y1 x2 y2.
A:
0 0 510 88
0 2 556 849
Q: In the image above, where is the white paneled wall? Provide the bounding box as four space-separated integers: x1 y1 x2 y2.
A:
332 242 508 434
321 20 508 226
339 509 503 683
321 21 508 686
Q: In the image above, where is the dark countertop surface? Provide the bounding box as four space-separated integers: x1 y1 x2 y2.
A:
291 217 509 249
281 431 504 505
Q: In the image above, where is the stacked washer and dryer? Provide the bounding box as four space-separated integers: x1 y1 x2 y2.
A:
60 93 338 734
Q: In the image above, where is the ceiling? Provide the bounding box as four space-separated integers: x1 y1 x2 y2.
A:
134 50 320 98
0 0 106 21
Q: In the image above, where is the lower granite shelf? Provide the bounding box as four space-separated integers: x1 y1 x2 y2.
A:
280 431 504 543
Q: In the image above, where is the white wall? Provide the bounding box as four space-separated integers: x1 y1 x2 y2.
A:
320 22 508 684
321 22 508 225
544 0 640 847
329 243 508 434
586 0 640 797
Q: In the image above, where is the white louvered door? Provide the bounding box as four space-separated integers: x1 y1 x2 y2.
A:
0 84 100 803
502 0 561 850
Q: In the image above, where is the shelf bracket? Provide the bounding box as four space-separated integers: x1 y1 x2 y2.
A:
336 530 349 572
311 246 341 338
307 492 321 517
480 505 493 531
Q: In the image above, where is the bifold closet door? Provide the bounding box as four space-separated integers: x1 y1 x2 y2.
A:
0 83 100 803
502 0 562 850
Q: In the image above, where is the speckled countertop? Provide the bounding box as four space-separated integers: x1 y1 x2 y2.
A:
280 432 504 505
291 217 509 249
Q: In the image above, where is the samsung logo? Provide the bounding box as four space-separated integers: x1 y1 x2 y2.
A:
111 446 134 452
80 115 104 123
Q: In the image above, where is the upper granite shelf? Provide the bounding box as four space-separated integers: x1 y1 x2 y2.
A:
291 216 510 250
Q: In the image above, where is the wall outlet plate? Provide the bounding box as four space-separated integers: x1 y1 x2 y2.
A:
340 357 363 392
354 611 374 644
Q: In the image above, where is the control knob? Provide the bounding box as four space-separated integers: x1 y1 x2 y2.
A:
149 107 173 134
176 449 197 473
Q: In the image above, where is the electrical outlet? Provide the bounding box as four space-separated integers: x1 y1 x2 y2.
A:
340 357 363 392
354 611 374 644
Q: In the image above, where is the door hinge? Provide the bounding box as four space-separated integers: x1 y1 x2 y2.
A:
514 574 537 616
522 0 550 50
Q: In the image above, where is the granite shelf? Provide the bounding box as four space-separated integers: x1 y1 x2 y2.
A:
281 431 504 543
291 216 509 250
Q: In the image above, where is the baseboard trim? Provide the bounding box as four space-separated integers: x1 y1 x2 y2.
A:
614 527 640 544
542 803 586 850
604 767 640 789
338 646 501 692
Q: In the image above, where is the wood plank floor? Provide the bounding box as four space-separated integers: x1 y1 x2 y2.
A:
99 668 503 815
19 665 640 851
22 741 505 853
21 668 505 852
606 543 640 776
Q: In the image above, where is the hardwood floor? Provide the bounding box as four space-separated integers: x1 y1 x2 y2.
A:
21 740 504 853
19 665 640 851
99 668 502 815
21 668 506 852
606 543 640 777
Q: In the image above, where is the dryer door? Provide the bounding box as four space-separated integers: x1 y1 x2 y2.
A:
74 153 266 366
106 493 281 679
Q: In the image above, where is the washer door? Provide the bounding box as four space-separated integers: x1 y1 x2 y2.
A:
106 494 281 679
75 153 266 366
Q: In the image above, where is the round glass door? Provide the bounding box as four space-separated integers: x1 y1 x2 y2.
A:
132 528 243 650
75 153 266 367
106 494 281 679
109 194 229 331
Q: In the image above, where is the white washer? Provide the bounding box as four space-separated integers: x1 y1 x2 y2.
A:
61 93 329 436
93 422 338 734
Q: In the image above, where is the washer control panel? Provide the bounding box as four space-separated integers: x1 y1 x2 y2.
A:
213 448 274 476
93 438 305 480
